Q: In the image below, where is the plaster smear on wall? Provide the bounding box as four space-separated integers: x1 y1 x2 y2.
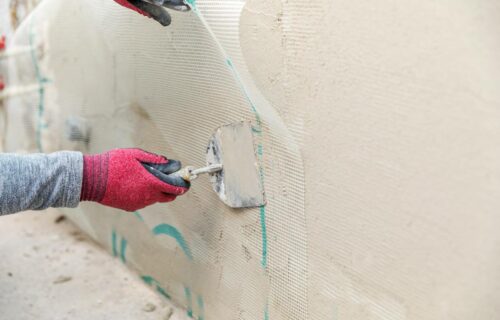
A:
3 0 500 319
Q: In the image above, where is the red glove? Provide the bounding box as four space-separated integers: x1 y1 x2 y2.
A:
114 0 149 17
114 0 172 26
80 148 189 211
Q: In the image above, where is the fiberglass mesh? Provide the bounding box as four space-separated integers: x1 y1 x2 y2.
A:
5 0 500 319
4 0 308 319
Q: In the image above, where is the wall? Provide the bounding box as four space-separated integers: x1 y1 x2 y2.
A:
2 0 500 319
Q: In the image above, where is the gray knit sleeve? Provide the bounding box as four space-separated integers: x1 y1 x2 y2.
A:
0 151 83 215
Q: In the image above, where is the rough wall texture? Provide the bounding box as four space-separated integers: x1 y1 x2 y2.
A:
2 0 500 319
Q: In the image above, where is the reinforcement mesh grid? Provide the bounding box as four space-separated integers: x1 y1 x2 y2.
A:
5 1 500 319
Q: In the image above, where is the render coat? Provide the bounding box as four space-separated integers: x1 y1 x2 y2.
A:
2 0 500 319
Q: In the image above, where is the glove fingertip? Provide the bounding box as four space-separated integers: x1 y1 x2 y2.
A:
148 159 182 174
142 163 191 189
165 174 191 189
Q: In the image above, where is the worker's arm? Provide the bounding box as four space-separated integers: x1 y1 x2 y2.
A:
0 148 189 216
0 152 83 215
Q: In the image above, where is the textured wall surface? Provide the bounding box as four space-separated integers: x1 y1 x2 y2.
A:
2 0 500 319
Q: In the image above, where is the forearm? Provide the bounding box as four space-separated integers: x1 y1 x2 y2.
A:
0 152 83 215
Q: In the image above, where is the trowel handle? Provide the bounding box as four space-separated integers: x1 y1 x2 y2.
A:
169 164 223 182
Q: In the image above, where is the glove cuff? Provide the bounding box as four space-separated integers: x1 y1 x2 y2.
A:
81 153 110 202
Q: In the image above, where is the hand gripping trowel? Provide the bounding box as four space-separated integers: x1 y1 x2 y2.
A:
170 121 266 208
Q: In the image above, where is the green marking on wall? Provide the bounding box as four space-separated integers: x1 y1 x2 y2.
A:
224 57 268 271
252 126 262 134
226 55 270 315
141 275 172 300
156 286 171 300
150 223 198 315
120 238 128 263
112 230 127 263
197 295 205 320
133 211 144 221
185 0 198 14
257 144 264 156
142 275 154 285
195 10 269 277
222 31 270 319
184 286 193 318
260 206 268 267
153 224 193 260
111 230 118 257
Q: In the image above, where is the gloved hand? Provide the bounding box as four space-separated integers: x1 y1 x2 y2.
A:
114 0 190 26
80 148 189 211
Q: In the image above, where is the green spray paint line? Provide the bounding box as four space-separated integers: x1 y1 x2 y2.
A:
112 230 127 263
111 230 118 257
184 0 199 14
184 286 193 318
257 144 264 156
185 0 196 8
141 275 172 300
28 15 48 152
120 238 128 263
252 125 263 134
224 57 268 267
192 10 270 318
133 211 144 221
264 304 269 320
142 275 154 285
224 60 268 269
153 224 193 260
260 206 268 267
157 286 171 300
197 295 205 320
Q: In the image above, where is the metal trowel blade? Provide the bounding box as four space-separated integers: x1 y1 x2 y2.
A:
206 121 266 208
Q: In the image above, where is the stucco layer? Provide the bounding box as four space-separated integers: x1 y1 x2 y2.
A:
2 0 500 319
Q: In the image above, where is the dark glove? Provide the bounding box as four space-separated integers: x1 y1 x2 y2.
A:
114 0 190 26
80 148 189 211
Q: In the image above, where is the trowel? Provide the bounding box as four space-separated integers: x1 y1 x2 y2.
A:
170 121 266 208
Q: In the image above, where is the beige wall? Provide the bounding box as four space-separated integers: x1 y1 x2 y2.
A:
243 1 500 318
3 0 500 319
